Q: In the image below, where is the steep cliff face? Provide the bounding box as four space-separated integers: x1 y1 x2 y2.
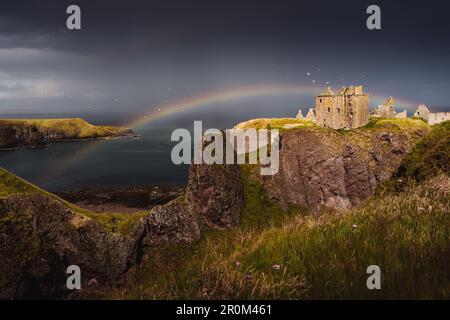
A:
256 122 429 211
0 163 244 298
187 163 244 229
0 125 45 149
0 126 18 149
133 163 244 247
0 194 137 299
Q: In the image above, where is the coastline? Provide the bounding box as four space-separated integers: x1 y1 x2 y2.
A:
0 132 137 151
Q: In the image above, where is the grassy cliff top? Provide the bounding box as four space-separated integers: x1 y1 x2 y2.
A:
234 118 315 130
0 118 131 139
0 167 43 198
234 117 429 132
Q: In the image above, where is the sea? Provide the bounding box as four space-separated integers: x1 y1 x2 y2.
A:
0 97 304 191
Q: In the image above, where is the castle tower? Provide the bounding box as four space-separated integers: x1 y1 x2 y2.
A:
315 85 369 129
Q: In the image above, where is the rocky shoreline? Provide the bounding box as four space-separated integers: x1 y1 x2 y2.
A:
55 186 184 214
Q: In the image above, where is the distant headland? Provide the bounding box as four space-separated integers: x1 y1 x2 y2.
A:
0 118 133 150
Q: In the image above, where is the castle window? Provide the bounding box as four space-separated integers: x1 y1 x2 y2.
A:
327 107 330 112
337 108 340 114
320 99 322 103
348 102 352 106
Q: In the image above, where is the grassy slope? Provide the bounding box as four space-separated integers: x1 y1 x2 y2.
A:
0 118 131 139
235 118 315 130
108 170 448 299
0 167 145 235
105 119 449 300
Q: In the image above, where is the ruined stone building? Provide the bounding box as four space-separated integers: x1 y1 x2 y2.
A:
414 104 450 125
296 108 316 122
314 85 369 129
370 97 407 119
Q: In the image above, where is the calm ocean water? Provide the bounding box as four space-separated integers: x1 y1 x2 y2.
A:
0 126 190 191
0 97 302 191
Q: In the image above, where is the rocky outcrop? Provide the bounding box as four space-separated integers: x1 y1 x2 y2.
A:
0 194 137 299
0 125 45 149
0 162 244 298
0 126 18 149
187 163 244 229
257 126 428 211
134 198 201 247
133 162 244 246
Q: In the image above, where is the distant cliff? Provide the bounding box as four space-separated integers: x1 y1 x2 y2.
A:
0 118 133 149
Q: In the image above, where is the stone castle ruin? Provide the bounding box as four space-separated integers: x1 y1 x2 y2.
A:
370 97 407 119
414 104 450 125
296 85 449 129
297 85 369 129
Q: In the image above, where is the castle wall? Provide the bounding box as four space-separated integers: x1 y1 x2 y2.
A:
316 91 368 129
428 112 450 125
350 94 369 128
316 95 336 128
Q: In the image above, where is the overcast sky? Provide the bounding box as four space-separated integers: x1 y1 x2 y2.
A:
0 0 449 122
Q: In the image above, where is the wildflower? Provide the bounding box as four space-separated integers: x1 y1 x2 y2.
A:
272 264 281 270
88 278 98 286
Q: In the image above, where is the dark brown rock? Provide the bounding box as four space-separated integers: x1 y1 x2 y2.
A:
186 163 244 229
0 125 45 149
134 197 201 247
0 194 137 299
257 126 428 211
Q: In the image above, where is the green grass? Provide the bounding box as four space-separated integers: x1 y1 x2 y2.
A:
235 118 315 130
0 118 131 139
380 121 449 193
104 162 449 299
395 121 449 181
364 117 429 130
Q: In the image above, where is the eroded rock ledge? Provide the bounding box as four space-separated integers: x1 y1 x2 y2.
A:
257 126 428 211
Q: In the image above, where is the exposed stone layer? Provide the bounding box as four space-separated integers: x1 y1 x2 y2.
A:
257 126 428 211
0 194 137 299
187 163 244 229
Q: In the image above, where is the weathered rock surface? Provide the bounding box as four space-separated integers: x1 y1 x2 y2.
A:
132 162 244 249
0 125 45 149
187 163 244 229
134 198 202 247
257 126 428 211
0 194 137 299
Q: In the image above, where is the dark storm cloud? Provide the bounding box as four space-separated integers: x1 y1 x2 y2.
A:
0 0 449 117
